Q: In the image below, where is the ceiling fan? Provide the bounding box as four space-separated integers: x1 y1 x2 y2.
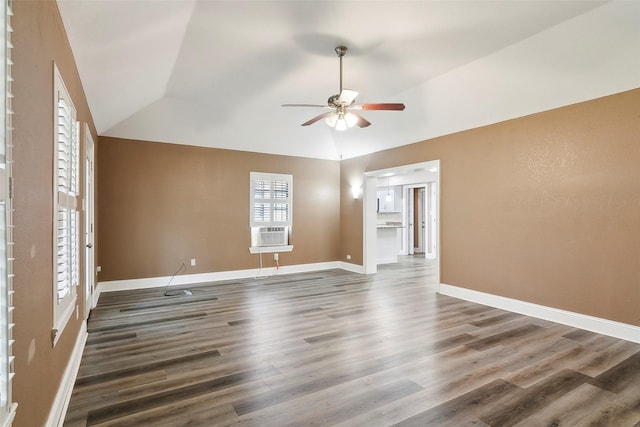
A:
282 46 405 130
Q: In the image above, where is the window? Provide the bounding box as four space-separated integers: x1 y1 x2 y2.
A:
0 0 16 423
250 172 292 227
250 172 292 247
52 64 79 345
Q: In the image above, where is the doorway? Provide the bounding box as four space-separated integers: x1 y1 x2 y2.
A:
363 160 440 285
84 125 95 319
406 186 426 256
406 184 437 259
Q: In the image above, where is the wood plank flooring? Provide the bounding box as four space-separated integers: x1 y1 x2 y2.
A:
64 257 640 426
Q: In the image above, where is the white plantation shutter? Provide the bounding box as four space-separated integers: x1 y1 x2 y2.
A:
57 97 71 191
272 179 290 223
250 172 292 227
0 0 16 423
56 207 69 300
52 64 79 345
252 178 271 224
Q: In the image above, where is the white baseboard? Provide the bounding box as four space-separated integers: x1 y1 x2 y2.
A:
96 261 352 299
47 321 88 427
338 261 365 274
439 283 640 344
0 403 17 427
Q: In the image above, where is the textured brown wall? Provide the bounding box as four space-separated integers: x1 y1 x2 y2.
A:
12 1 98 426
97 137 340 282
341 88 640 327
9 5 639 426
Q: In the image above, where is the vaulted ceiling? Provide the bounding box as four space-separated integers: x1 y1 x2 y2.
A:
56 1 640 160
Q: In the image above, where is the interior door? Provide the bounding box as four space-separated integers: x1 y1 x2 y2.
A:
84 127 95 319
416 188 426 254
407 187 414 255
406 186 427 257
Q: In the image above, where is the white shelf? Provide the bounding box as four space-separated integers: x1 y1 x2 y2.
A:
249 245 294 254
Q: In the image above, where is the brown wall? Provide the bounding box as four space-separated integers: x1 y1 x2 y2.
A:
9 2 639 424
97 137 340 282
341 88 640 327
12 1 98 426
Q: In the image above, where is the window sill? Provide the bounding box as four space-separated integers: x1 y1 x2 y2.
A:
52 294 77 347
249 245 294 254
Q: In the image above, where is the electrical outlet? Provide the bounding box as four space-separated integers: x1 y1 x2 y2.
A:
96 266 102 273
190 258 196 267
346 254 351 260
274 253 279 261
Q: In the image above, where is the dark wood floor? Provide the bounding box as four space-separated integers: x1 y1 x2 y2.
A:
64 257 640 426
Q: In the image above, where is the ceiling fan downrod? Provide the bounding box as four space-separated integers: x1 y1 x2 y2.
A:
335 45 347 94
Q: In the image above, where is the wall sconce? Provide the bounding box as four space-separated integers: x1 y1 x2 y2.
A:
351 186 361 199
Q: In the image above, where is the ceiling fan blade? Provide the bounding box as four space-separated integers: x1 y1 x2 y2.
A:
354 103 406 111
338 89 358 105
352 113 371 128
301 112 332 126
282 104 330 108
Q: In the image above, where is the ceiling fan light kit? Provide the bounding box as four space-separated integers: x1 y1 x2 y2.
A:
325 110 358 130
282 46 405 130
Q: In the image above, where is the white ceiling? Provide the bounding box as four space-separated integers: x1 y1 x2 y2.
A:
56 0 640 160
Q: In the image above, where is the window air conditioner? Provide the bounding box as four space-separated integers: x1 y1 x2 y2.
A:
258 227 287 247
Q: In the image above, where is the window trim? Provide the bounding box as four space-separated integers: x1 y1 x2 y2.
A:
0 0 17 423
52 63 79 346
249 172 293 228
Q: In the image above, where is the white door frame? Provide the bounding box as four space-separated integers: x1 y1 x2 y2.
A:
406 187 415 255
84 125 95 318
363 175 378 274
426 183 437 259
404 184 428 257
363 161 440 286
416 187 426 253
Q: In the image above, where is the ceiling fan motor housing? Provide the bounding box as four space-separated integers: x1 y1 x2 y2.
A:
328 94 341 107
